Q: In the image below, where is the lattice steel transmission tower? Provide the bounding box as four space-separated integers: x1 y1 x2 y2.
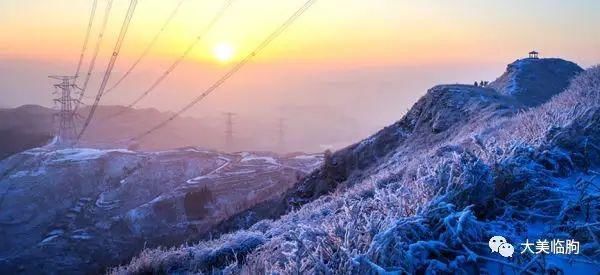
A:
50 75 79 146
278 118 286 152
223 112 236 150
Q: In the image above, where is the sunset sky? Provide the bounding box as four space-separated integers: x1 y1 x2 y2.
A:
1 0 599 149
2 0 599 64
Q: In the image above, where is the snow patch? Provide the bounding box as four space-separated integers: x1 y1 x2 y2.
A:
241 155 279 166
9 170 28 179
22 147 49 156
71 232 93 240
184 147 214 154
225 169 256 176
39 235 60 245
51 148 134 162
292 154 322 160
8 166 47 179
186 156 230 184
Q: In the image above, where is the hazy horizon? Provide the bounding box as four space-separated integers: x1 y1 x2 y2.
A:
1 0 599 151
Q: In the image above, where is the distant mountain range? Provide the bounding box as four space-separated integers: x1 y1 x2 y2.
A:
0 103 370 159
0 105 54 160
0 105 222 159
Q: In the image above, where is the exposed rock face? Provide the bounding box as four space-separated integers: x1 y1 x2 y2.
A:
489 58 583 106
0 147 322 274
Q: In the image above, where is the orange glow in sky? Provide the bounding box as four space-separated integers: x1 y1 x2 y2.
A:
1 0 598 66
1 0 599 131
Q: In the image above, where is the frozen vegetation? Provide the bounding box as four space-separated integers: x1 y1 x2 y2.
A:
112 60 600 274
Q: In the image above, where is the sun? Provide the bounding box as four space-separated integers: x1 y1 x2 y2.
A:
213 42 235 63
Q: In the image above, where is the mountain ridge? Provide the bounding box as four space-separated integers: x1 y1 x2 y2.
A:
489 57 583 106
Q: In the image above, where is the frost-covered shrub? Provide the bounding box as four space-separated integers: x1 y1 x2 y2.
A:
497 65 600 145
110 231 265 274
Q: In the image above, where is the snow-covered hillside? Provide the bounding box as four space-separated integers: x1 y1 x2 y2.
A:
489 58 583 106
1 58 597 274
215 84 523 232
0 147 321 273
112 62 600 274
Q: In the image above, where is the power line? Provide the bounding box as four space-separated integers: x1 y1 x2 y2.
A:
74 0 114 112
104 0 235 120
76 0 139 142
130 0 317 142
103 0 186 96
74 0 98 79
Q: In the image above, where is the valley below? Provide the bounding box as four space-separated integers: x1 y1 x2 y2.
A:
0 147 322 273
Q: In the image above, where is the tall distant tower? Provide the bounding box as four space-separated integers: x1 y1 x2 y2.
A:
223 112 236 150
50 75 79 147
278 118 286 152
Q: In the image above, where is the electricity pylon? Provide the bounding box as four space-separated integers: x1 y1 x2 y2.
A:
223 112 236 150
50 75 79 147
278 118 286 152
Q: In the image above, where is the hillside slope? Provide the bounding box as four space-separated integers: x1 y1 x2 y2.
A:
216 84 523 232
0 148 321 274
112 61 599 274
488 58 583 106
217 58 584 233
